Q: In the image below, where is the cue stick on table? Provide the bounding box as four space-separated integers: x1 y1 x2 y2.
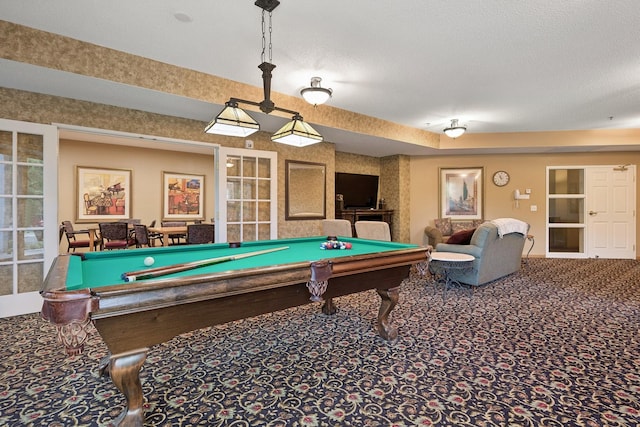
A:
122 246 290 282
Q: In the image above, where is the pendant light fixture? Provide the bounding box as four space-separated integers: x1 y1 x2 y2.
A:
205 0 323 147
271 114 323 147
443 119 467 139
300 77 333 106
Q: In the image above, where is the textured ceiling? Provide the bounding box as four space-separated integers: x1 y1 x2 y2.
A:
1 0 639 156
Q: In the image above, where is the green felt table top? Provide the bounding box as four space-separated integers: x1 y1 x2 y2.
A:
65 236 418 290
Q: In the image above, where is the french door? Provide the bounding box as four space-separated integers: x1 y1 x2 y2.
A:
0 119 58 317
215 146 277 243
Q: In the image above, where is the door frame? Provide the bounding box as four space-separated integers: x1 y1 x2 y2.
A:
0 119 58 317
546 165 636 259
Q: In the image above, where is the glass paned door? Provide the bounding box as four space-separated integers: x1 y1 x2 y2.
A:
547 167 585 257
216 147 277 243
0 119 57 317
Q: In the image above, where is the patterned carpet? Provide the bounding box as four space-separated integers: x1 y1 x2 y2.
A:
1 258 639 426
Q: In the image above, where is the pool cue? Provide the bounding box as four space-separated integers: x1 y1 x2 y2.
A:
122 246 290 278
122 246 289 282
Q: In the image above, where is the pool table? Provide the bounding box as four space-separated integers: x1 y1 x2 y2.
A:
41 236 429 427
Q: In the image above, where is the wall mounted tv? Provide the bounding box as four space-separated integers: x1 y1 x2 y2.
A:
335 172 379 209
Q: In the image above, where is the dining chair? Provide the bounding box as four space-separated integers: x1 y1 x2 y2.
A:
354 221 391 241
61 220 101 252
147 220 163 246
99 222 134 250
133 224 151 248
186 224 214 244
161 221 187 245
321 219 353 237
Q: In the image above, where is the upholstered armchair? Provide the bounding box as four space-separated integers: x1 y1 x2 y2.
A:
434 220 529 286
186 224 215 244
99 222 134 250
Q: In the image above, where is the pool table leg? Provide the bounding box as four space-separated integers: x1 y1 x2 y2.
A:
376 286 400 341
321 297 337 315
109 348 148 427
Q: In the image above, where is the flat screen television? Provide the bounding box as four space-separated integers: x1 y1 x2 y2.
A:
335 172 379 209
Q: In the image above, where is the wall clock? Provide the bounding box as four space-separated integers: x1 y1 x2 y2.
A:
492 170 510 187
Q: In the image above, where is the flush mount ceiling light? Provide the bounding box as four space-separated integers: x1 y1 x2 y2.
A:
205 0 323 147
443 119 467 139
300 77 333 106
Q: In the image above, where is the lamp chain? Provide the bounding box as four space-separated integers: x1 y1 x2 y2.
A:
261 10 273 64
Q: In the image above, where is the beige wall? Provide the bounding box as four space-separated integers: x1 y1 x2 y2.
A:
59 138 216 224
410 152 640 254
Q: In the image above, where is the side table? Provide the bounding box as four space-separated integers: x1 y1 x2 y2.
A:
429 251 475 299
524 234 534 264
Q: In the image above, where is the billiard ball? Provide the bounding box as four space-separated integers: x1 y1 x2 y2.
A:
344 242 352 249
144 256 155 266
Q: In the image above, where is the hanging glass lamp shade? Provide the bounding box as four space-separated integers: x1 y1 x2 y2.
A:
271 114 323 147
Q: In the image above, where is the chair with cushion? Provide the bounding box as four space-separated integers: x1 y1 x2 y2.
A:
99 222 134 250
61 220 101 252
186 224 214 244
354 221 391 241
133 224 151 248
321 219 353 237
434 219 529 286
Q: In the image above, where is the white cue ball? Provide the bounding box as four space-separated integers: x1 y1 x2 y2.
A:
144 256 155 267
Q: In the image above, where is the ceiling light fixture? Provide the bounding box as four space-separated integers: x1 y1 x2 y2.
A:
205 0 323 147
443 119 466 139
300 77 333 106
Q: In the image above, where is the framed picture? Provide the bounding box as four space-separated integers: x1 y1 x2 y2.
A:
439 167 483 220
163 172 205 221
76 166 131 222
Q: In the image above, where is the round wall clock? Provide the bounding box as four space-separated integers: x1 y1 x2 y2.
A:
492 170 510 187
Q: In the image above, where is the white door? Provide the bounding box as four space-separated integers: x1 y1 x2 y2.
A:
215 146 278 243
0 119 58 317
586 165 636 259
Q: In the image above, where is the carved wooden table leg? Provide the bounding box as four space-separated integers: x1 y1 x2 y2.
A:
376 286 400 341
109 348 148 427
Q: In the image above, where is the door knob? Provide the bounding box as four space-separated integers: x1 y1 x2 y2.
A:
589 210 597 216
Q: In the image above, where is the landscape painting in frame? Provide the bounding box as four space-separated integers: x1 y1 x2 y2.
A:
163 172 205 221
76 166 131 222
439 167 483 220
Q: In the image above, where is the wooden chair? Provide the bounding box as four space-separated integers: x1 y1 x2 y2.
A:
147 220 163 246
321 219 353 237
355 221 391 241
186 224 214 244
99 222 134 250
60 220 101 252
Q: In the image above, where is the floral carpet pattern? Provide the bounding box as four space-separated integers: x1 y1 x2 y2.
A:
1 258 639 426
